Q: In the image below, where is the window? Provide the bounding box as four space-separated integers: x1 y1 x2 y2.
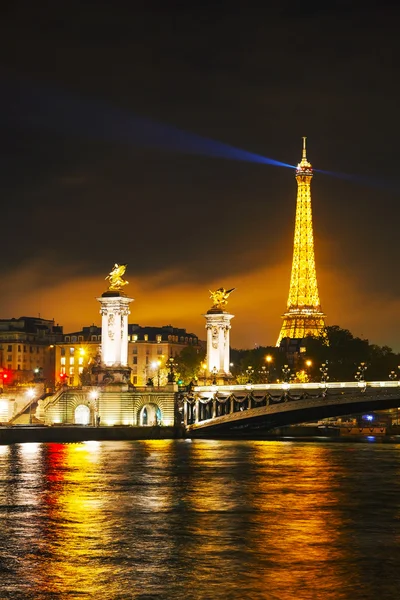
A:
156 334 162 343
133 335 138 342
30 346 33 353
70 357 74 365
7 345 12 352
132 346 138 354
145 356 149 364
157 347 163 355
17 364 21 370
132 366 137 374
78 357 83 365
144 334 148 341
61 348 65 356
133 376 137 385
91 335 97 341
78 367 83 374
78 336 83 342
70 348 75 356
7 355 12 362
61 357 66 366
18 345 21 352
61 367 66 375
133 357 138 364
69 367 74 375
65 336 70 342
71 336 77 343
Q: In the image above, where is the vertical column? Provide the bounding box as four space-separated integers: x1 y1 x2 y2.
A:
204 312 234 377
98 294 133 366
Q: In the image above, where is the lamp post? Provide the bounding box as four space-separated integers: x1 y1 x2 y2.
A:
305 359 312 382
320 363 329 384
26 388 35 424
212 366 218 385
245 366 254 384
265 355 272 383
258 366 267 383
282 365 291 383
167 357 176 383
355 362 367 382
89 389 99 426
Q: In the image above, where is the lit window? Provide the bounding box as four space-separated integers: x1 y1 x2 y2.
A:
69 367 74 375
79 357 84 365
78 367 83 374
61 357 66 366
144 334 148 341
70 348 75 356
70 357 74 365
61 367 66 374
156 334 162 343
133 335 138 342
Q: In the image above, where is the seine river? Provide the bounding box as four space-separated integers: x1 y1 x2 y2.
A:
1 439 400 600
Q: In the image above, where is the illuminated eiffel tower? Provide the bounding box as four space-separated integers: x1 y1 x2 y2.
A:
276 138 326 346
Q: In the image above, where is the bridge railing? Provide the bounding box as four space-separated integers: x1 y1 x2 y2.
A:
184 381 400 427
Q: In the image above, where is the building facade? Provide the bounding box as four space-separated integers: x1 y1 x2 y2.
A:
0 317 63 385
54 324 200 387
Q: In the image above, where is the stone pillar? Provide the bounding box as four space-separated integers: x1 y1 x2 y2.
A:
204 311 234 377
97 292 133 367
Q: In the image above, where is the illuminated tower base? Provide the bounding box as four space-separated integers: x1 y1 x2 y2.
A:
278 308 326 342
204 310 234 378
95 291 133 386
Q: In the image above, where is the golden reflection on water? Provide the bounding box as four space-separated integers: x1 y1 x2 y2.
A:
32 442 108 598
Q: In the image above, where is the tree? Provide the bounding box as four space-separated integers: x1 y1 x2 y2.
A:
175 346 206 385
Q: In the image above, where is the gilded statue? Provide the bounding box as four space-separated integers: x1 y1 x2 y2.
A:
105 263 129 292
209 287 235 310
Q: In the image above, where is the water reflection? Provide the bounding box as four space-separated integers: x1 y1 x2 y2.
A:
1 440 400 599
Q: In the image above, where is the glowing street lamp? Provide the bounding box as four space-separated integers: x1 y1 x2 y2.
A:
265 355 272 382
26 388 35 424
305 359 312 382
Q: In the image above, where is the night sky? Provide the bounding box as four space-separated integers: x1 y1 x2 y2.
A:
1 1 399 349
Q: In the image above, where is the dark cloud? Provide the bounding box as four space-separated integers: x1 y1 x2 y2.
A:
0 1 399 344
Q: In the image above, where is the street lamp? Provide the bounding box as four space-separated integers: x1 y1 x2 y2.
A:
245 366 254 384
265 355 272 383
26 388 35 424
305 359 312 382
355 362 367 382
320 363 329 384
166 357 176 383
282 365 291 383
212 366 218 385
89 389 99 426
258 366 267 383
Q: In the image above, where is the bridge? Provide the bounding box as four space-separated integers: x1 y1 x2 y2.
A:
182 381 400 437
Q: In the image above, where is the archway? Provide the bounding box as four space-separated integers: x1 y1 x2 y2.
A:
139 404 162 426
74 404 91 425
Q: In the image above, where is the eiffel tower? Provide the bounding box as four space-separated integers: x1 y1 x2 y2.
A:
276 138 326 346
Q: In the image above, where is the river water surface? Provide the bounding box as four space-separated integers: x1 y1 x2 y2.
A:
1 439 400 599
